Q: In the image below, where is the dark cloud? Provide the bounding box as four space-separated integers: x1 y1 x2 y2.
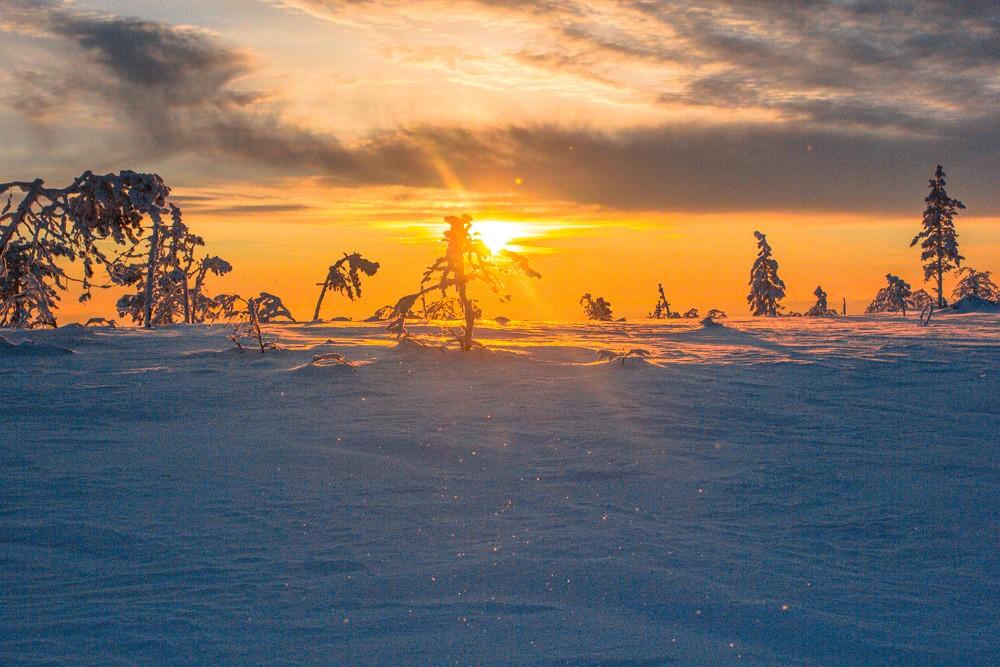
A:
343 120 1000 213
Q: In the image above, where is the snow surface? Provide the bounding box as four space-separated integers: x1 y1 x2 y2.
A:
1 315 998 665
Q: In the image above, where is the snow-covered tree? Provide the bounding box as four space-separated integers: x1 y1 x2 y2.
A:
580 293 614 321
866 274 913 314
423 295 481 320
391 214 539 350
806 285 837 316
252 292 295 323
952 267 998 302
0 171 171 327
682 307 699 318
312 252 380 321
911 165 964 308
648 283 671 318
189 257 234 323
111 205 235 326
908 289 933 312
706 308 727 319
747 231 785 316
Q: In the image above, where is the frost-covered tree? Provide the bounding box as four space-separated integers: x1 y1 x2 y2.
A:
391 214 539 350
908 289 933 312
0 171 171 328
866 274 912 315
747 231 785 316
580 293 614 321
252 292 295 323
111 205 235 326
648 283 671 319
189 256 234 323
911 165 964 308
312 252 380 321
423 295 481 320
806 285 837 316
952 267 998 302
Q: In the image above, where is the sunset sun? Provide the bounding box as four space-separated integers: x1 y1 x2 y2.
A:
474 220 529 254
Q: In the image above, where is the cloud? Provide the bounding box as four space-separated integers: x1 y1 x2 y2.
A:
1 0 998 215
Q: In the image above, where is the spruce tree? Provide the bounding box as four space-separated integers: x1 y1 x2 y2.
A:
911 165 964 307
747 231 785 316
866 274 912 315
952 267 998 302
806 285 835 316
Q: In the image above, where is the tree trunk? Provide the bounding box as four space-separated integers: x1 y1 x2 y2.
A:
936 260 944 308
182 276 191 324
143 213 162 328
313 282 328 322
458 280 474 351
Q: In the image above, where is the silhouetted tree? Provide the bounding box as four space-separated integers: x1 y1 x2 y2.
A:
649 283 671 318
423 296 481 320
682 307 699 318
391 214 539 350
806 285 837 316
580 293 614 321
952 267 998 302
747 231 785 316
313 252 380 321
912 165 964 308
706 308 727 319
866 274 912 314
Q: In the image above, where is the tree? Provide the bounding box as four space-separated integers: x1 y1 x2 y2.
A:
649 283 671 318
706 308 727 319
312 252 380 321
0 171 171 328
952 267 998 302
747 231 785 316
391 214 539 350
911 165 964 308
423 296 481 320
866 274 912 315
580 293 614 321
253 292 295 323
806 285 837 316
111 205 235 326
189 257 234 323
908 289 933 312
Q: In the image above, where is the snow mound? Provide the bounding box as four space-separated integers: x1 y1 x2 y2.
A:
0 336 74 357
946 295 1000 313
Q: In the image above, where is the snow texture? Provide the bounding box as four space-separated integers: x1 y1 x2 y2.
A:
1 316 998 665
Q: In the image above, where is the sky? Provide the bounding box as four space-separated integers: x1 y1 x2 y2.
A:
1 0 998 321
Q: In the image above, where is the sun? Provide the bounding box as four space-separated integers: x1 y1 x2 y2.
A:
474 220 527 254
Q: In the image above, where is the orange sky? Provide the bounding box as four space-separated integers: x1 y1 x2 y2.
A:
3 0 999 323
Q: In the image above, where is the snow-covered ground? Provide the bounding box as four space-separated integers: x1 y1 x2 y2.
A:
1 315 998 665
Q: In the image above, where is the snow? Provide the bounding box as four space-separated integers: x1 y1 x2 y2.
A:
1 316 998 665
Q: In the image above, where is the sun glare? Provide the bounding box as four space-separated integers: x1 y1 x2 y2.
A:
475 220 529 254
